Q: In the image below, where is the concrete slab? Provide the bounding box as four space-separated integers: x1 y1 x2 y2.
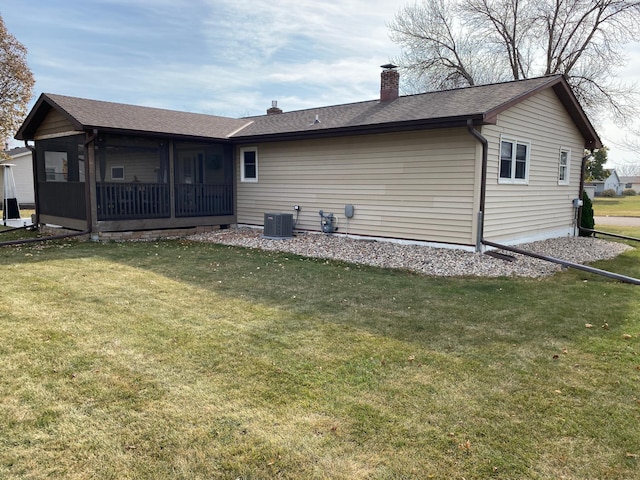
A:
595 216 640 227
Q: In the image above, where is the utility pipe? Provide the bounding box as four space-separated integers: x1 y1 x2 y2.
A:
0 225 31 234
0 229 90 247
483 239 640 285
581 228 640 243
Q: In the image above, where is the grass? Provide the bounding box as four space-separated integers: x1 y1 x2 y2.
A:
1 236 639 479
593 195 640 217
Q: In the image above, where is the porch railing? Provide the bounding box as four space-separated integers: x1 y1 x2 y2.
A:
175 184 233 217
97 182 170 220
96 182 233 220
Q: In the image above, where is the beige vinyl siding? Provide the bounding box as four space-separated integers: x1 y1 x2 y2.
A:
101 152 158 183
236 129 479 246
482 89 586 243
34 110 81 139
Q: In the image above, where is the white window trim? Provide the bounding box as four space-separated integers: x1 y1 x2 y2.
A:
558 147 570 185
111 166 125 180
498 136 530 185
240 146 258 183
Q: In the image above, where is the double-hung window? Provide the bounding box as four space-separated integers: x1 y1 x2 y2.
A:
558 148 570 185
240 147 258 182
499 137 530 184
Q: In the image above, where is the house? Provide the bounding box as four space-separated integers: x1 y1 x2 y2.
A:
15 68 600 250
620 176 640 192
586 170 623 196
1 146 35 207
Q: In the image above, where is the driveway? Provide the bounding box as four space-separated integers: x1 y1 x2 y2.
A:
595 216 640 227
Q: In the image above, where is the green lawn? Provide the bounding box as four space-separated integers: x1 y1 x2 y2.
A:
593 195 640 217
1 237 639 479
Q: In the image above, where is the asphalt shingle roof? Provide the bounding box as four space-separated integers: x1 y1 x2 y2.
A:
236 75 562 138
16 74 600 148
40 94 251 140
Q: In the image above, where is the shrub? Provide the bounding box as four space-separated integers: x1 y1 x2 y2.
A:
622 188 637 196
580 190 595 236
600 188 617 197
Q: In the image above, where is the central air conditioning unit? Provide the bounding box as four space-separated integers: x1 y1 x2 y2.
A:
263 212 294 239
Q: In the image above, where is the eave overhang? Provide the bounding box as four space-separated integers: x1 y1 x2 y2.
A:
482 75 602 150
15 93 84 141
230 114 489 144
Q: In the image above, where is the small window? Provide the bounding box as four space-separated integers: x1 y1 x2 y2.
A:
111 166 125 180
499 137 529 184
241 147 258 182
558 148 570 185
44 151 68 182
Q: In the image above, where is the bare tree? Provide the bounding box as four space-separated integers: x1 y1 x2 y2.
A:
388 0 640 122
614 161 640 176
0 14 34 158
389 0 509 91
461 0 537 80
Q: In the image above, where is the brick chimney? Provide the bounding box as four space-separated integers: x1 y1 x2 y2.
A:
380 64 399 102
267 100 283 115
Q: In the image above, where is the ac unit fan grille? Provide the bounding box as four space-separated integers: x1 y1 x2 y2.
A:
263 213 293 239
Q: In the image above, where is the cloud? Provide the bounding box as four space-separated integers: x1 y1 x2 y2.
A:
5 0 401 119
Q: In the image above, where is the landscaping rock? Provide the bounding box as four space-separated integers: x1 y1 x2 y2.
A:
188 228 632 278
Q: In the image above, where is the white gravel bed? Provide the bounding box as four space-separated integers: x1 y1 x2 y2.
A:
187 228 633 278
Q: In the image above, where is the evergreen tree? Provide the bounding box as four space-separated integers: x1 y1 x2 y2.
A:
580 191 595 236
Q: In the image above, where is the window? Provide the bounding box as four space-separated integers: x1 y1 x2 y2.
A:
499 138 529 183
44 151 68 182
241 147 258 182
111 166 125 180
38 135 85 183
558 148 570 185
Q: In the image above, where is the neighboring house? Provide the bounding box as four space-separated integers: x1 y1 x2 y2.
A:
583 185 596 200
586 170 623 196
1 146 35 206
620 176 640 192
15 69 600 250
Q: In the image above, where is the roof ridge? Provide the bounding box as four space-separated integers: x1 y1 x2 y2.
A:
244 74 564 119
44 93 242 122
412 74 563 97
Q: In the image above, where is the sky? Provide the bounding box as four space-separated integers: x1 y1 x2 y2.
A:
2 0 639 168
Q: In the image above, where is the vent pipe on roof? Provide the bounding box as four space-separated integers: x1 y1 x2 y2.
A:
380 64 399 102
267 100 283 115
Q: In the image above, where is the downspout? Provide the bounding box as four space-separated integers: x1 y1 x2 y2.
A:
466 121 639 285
466 119 488 252
25 141 39 226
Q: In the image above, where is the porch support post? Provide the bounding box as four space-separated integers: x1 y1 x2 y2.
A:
85 129 99 236
169 140 176 219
